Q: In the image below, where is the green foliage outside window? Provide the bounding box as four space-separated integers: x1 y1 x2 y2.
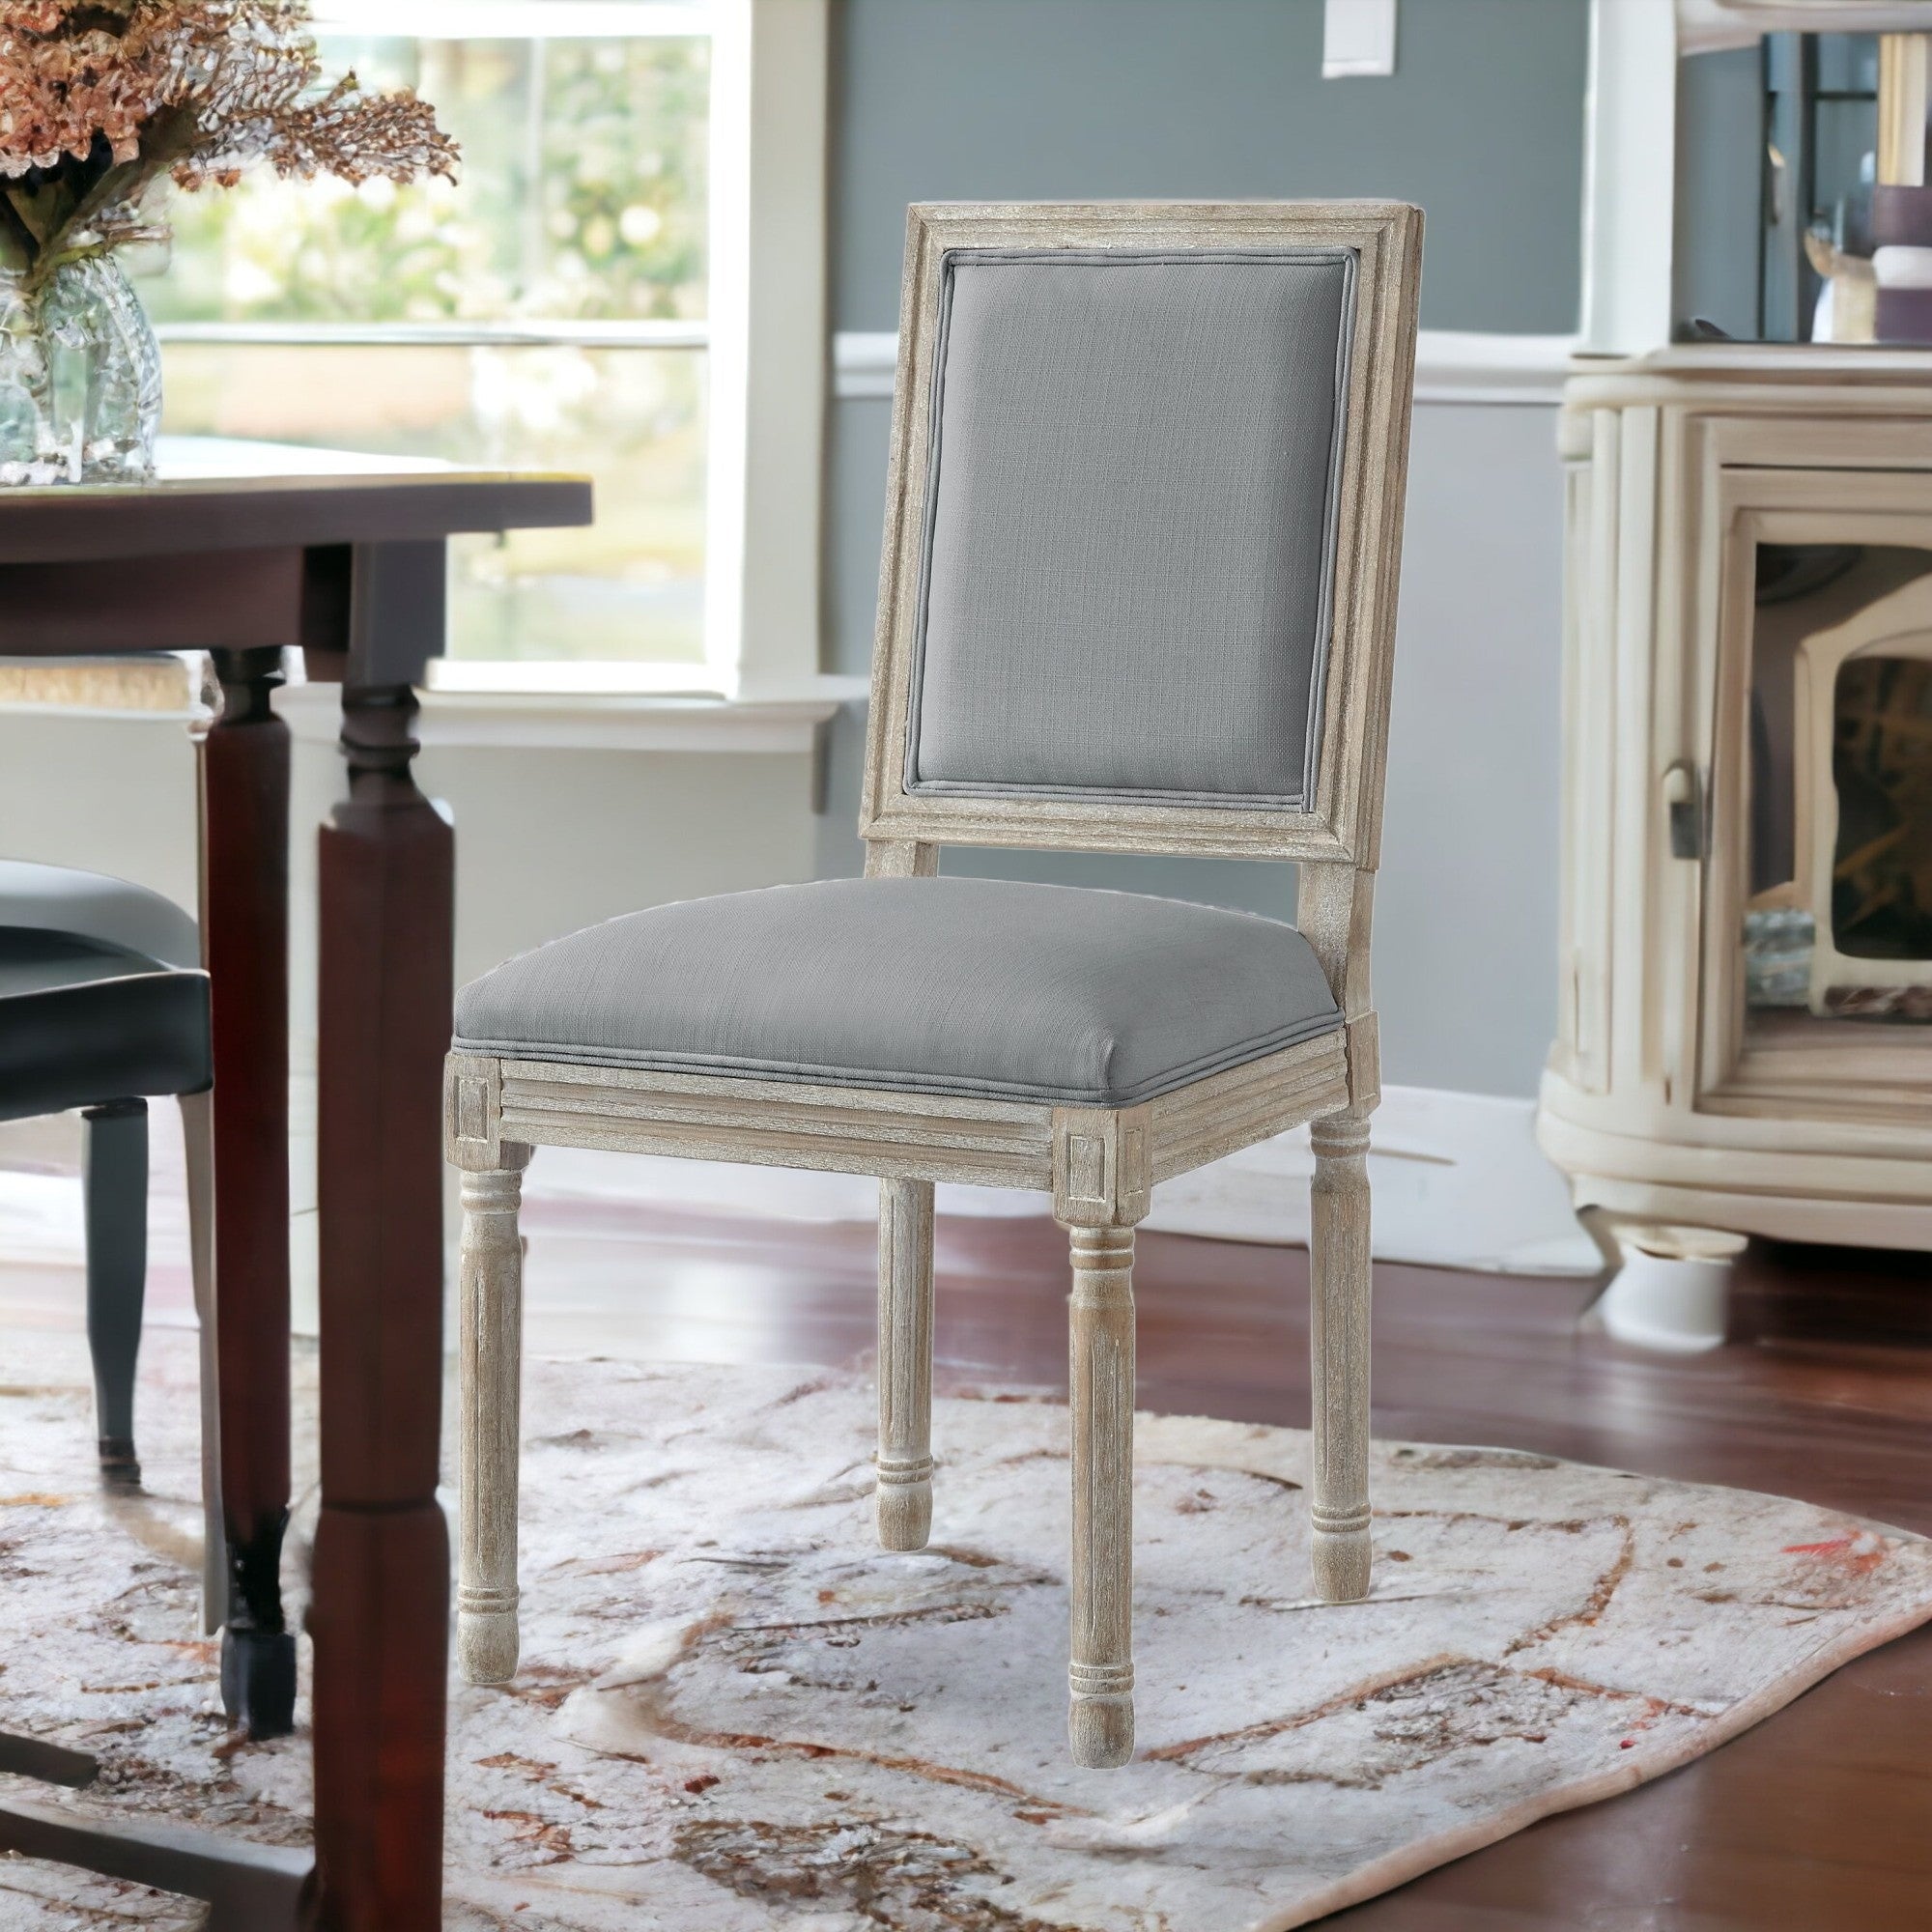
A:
140 33 715 669
137 36 710 326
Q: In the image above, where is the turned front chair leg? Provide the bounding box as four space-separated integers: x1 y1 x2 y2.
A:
1309 1110 1373 1602
457 1146 531 1684
1065 1222 1137 1768
875 1177 935 1550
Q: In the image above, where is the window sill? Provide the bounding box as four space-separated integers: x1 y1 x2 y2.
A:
275 676 864 755
0 653 211 724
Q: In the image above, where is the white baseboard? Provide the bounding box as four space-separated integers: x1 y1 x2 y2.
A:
526 1083 1602 1278
0 1087 1598 1317
1139 1084 1599 1274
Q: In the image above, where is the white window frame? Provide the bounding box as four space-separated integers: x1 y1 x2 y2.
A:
158 0 828 703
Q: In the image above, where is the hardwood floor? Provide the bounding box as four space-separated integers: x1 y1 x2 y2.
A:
516 1189 1932 1931
4 1130 1929 1926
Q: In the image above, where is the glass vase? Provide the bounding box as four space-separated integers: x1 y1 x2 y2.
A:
0 254 162 487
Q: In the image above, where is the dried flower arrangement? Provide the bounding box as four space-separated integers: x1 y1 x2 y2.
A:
0 0 458 290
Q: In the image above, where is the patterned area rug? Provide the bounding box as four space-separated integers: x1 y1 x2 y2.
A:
4 1325 1932 1930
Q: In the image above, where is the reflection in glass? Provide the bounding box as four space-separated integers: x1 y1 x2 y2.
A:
1745 543 1932 1029
1828 655 1932 1002
1675 32 1882 343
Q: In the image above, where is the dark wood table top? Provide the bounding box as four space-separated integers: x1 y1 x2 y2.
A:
0 437 592 563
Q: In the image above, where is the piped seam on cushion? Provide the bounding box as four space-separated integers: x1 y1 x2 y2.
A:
449 1007 1343 1110
901 243 1358 812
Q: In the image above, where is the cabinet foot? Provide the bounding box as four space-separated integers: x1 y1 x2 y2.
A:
1582 1216 1743 1353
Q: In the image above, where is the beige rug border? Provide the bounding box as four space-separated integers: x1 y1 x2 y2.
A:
1179 1468 1932 1932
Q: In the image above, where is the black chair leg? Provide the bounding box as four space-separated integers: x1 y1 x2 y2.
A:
82 1098 148 1486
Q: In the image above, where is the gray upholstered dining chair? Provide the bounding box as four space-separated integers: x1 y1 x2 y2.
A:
0 861 223 1616
447 200 1422 1767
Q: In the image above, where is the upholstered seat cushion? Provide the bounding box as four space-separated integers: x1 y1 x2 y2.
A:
0 860 201 970
453 877 1341 1108
0 931 211 1125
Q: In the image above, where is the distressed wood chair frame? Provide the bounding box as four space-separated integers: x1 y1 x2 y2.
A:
446 200 1422 1769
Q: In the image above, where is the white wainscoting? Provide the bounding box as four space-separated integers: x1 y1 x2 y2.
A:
1143 1084 1597 1272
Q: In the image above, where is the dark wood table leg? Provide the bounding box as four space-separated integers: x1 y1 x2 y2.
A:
202 645 297 1739
309 682 454 1932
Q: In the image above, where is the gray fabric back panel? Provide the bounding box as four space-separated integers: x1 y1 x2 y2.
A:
907 246 1354 807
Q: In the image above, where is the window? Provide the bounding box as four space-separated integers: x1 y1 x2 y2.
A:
143 0 825 697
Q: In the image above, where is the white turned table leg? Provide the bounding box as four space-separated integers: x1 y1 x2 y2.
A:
1065 1222 1136 1768
457 1148 530 1684
875 1177 935 1550
1310 1110 1373 1603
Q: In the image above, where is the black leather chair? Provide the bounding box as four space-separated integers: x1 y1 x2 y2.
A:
0 862 221 1612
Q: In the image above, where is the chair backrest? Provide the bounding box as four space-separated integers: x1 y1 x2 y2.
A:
860 201 1422 869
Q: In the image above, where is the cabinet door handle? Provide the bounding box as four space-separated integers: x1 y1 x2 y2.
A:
1662 760 1705 861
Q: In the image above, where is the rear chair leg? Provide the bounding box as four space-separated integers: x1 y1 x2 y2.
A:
179 1089 226 1632
82 1099 149 1487
875 1177 935 1550
457 1145 531 1684
1310 1109 1374 1602
1065 1223 1137 1769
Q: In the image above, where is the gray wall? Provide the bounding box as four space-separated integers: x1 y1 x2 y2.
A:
1674 47 1765 341
816 0 1586 1098
832 0 1592 335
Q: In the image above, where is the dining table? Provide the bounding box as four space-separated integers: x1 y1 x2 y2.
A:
0 439 593 1930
